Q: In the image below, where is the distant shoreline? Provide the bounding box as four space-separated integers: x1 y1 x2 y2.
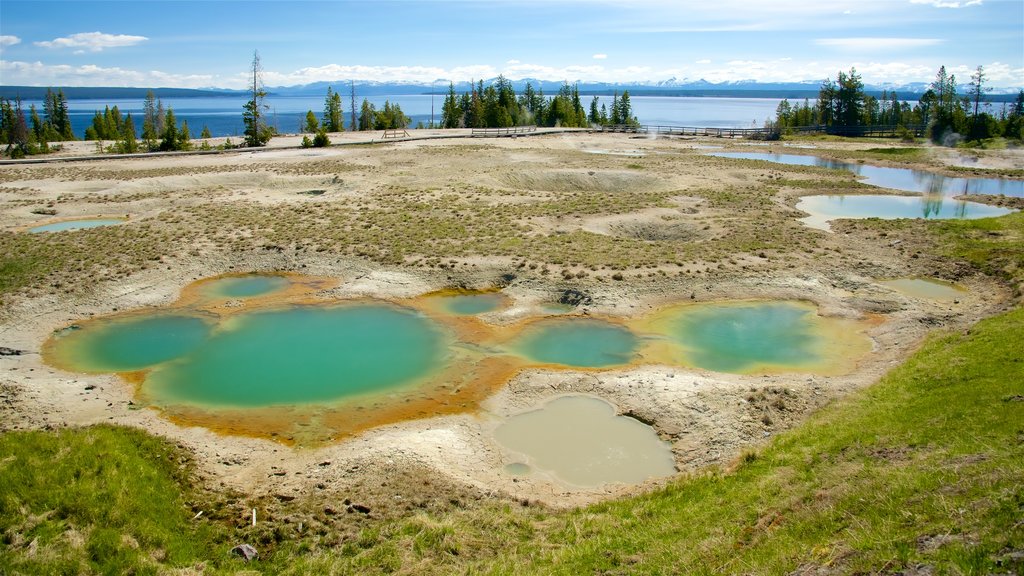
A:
3 85 1019 103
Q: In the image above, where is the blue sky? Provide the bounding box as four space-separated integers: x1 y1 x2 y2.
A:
1 0 1021 89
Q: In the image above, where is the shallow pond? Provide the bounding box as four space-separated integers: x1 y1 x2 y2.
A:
645 301 870 374
202 275 290 299
29 218 125 233
879 278 965 302
48 314 213 373
429 291 508 316
796 194 1014 230
710 152 1024 198
493 395 676 487
510 318 639 368
51 304 451 408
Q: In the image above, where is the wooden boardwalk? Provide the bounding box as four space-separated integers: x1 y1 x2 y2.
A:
470 125 538 137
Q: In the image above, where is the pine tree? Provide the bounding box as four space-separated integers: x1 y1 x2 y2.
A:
928 66 962 143
358 99 375 131
160 108 180 151
835 68 864 128
242 50 273 147
323 87 343 132
111 113 139 154
442 82 462 128
5 98 33 157
178 120 191 150
967 65 991 141
55 90 74 140
142 91 160 151
155 99 166 136
304 110 319 133
618 91 637 127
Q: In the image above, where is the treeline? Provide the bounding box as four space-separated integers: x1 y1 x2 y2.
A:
82 91 221 153
774 65 1024 144
299 86 411 147
0 88 75 158
440 76 638 129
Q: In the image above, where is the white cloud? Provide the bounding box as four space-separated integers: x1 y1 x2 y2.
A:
506 59 520 65
815 37 943 51
909 0 982 7
0 35 21 47
592 53 608 60
0 60 214 88
35 32 148 52
695 59 712 64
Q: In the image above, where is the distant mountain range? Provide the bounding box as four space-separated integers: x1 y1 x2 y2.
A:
2 78 1020 101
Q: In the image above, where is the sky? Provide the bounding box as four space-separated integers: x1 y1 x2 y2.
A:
0 0 1022 89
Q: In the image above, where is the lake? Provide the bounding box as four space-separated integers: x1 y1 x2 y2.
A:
40 94 785 138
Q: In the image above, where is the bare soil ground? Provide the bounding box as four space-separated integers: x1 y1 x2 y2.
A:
0 131 1019 516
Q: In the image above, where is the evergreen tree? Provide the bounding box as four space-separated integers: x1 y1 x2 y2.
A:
142 90 160 151
159 108 180 151
358 99 375 131
178 120 191 150
617 90 637 127
242 50 273 147
1003 90 1024 141
610 91 621 125
967 65 991 141
1 98 33 157
323 87 343 132
775 99 793 128
200 125 212 139
589 96 601 125
835 68 864 127
156 99 166 136
571 83 585 126
54 89 74 140
7 98 32 157
928 65 962 143
817 78 837 126
441 82 462 128
373 100 410 129
304 110 319 133
112 113 139 154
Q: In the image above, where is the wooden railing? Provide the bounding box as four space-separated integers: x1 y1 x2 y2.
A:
382 128 410 139
470 125 538 137
601 123 926 138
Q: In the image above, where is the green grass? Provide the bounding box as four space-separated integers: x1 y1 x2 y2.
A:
3 306 1021 574
478 306 1023 574
0 426 228 574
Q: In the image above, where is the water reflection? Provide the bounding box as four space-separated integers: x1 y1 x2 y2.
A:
711 152 1024 198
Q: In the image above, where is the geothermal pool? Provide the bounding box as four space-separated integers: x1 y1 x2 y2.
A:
796 194 1013 230
710 152 1024 197
202 274 291 299
494 395 676 487
879 277 966 302
710 151 1019 229
510 318 640 368
28 218 125 233
44 276 874 444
